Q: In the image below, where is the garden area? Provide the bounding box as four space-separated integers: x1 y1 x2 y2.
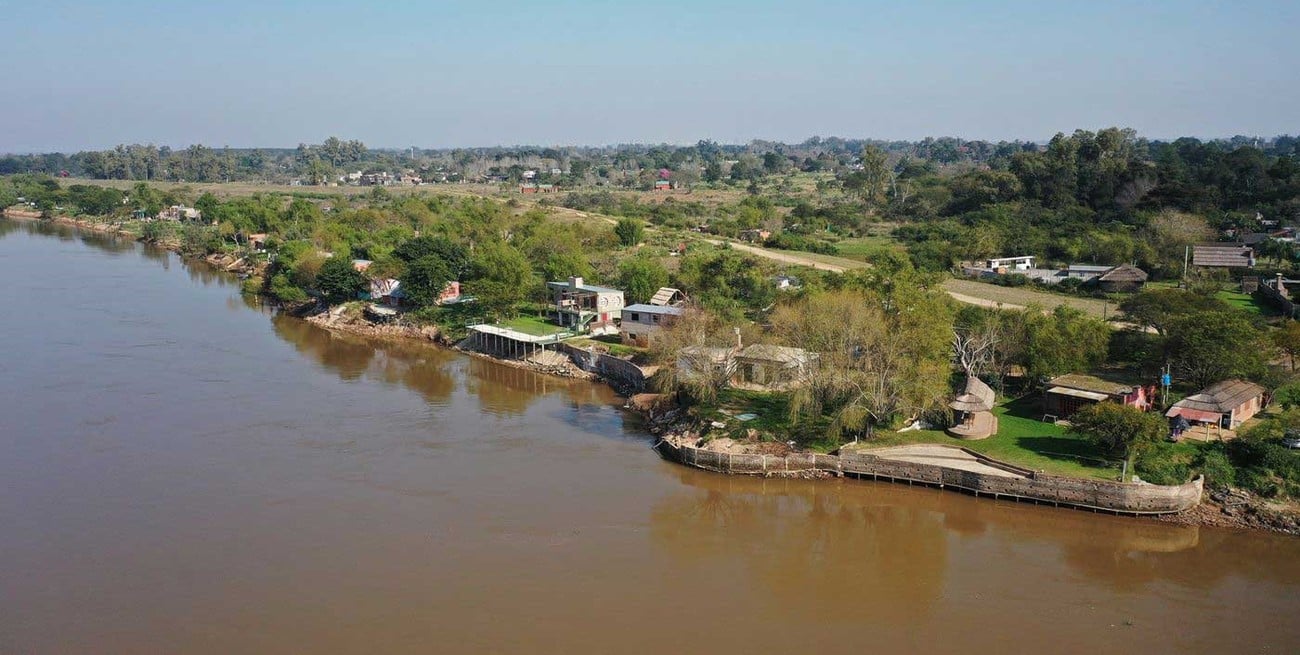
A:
866 397 1125 480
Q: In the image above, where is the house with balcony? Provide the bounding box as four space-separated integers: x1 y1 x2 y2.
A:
547 276 625 335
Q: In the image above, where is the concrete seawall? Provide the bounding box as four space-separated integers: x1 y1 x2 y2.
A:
655 439 1203 515
559 342 649 393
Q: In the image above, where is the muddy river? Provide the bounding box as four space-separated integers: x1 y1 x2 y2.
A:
2 219 1299 654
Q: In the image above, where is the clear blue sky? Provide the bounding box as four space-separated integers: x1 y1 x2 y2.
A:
1 0 1295 152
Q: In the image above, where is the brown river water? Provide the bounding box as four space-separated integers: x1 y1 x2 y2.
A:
2 219 1300 654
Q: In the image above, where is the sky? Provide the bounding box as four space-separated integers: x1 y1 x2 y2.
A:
0 0 1296 152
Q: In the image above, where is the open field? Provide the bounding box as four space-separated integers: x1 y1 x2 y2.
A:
831 234 905 262
942 278 1116 319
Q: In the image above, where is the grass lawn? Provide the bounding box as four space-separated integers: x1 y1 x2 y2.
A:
1215 289 1279 317
499 314 567 336
863 397 1123 480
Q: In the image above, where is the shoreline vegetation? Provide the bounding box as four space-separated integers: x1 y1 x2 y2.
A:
6 208 1300 534
6 129 1300 535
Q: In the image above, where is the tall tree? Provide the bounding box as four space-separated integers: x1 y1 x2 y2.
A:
1166 310 1269 388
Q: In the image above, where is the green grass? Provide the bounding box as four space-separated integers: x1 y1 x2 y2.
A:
832 235 905 263
499 314 567 336
1215 289 1278 317
863 397 1122 480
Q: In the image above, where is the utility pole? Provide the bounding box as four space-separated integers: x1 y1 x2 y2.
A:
1182 245 1190 288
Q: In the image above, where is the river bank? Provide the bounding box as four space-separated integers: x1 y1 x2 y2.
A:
6 211 1298 535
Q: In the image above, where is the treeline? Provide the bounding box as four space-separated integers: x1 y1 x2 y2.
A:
1 176 813 325
8 130 1297 199
856 129 1300 275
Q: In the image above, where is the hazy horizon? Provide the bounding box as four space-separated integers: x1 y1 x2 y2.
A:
3 0 1296 153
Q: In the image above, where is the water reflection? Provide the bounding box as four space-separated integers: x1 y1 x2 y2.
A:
652 469 947 623
270 313 455 403
656 466 1300 608
464 356 609 416
8 218 176 267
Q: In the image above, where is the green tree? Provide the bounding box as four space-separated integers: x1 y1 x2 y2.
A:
1070 402 1166 461
614 218 644 247
773 287 953 440
538 250 592 284
1272 382 1300 410
467 241 536 318
401 256 453 307
618 257 670 304
393 235 471 279
315 256 367 305
1024 306 1109 380
1272 320 1300 371
1118 288 1227 336
1165 310 1268 388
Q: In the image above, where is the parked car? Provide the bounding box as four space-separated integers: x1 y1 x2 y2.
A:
1283 430 1300 449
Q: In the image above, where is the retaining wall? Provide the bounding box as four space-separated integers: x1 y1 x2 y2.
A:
559 343 648 392
656 440 1202 515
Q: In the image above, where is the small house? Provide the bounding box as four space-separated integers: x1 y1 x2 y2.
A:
730 344 817 390
247 233 269 252
648 287 686 307
653 180 673 191
738 229 771 244
676 346 736 384
1166 379 1268 429
547 276 625 334
158 205 201 221
620 303 684 347
1096 264 1148 292
1192 244 1254 268
1043 373 1151 419
437 280 462 305
369 278 403 306
1065 264 1112 280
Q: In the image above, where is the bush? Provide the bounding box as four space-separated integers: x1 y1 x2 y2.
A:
268 273 309 303
993 273 1031 287
1194 448 1236 490
614 218 644 246
1134 442 1192 485
240 276 264 296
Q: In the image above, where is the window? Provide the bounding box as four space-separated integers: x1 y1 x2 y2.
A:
652 315 660 324
630 313 640 322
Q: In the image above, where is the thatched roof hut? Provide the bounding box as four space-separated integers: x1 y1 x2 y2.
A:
1097 264 1149 292
950 376 995 413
